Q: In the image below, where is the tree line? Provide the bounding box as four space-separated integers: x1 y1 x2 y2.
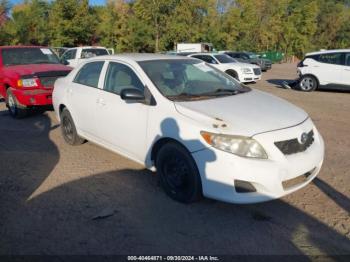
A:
0 0 349 58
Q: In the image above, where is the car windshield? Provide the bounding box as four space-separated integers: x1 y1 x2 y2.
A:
214 54 237 63
81 48 108 58
2 48 60 66
138 59 249 101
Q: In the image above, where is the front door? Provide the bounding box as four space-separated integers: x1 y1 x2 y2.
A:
95 61 149 161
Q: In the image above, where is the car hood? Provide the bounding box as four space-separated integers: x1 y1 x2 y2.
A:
2 64 72 77
174 89 308 137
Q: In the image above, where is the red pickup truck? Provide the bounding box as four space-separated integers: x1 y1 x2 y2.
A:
0 46 72 118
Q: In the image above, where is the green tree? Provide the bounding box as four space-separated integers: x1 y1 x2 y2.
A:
49 0 94 47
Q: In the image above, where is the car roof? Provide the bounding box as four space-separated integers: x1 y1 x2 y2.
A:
188 53 221 56
92 53 196 62
306 49 350 56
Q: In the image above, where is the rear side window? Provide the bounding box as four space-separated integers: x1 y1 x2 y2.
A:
318 53 343 65
74 61 104 88
192 55 217 64
104 62 144 95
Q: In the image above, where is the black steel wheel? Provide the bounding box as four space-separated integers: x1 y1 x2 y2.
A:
156 142 202 203
60 108 84 145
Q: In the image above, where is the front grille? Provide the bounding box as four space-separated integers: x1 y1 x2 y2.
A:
39 76 59 88
253 68 261 75
274 130 314 155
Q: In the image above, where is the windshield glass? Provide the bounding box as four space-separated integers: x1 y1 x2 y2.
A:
81 48 108 58
139 59 249 101
214 54 237 63
1 48 60 66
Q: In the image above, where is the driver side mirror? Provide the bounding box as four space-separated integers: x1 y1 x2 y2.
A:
120 88 145 102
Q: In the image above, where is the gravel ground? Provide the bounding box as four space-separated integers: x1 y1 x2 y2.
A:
0 63 349 257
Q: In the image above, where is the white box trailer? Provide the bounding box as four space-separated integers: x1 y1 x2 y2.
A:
176 43 213 53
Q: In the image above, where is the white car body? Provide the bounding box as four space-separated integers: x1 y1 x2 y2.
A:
60 46 109 68
297 49 350 90
53 54 324 204
188 53 262 83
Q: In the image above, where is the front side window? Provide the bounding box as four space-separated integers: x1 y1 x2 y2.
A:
81 48 109 59
74 61 104 88
318 53 343 65
62 49 77 60
1 48 60 66
139 59 248 100
104 62 144 95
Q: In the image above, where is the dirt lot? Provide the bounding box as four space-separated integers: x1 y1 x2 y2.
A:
0 63 349 257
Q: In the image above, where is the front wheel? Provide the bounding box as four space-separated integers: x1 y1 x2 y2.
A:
156 142 202 203
6 89 27 118
225 70 239 81
60 108 84 146
299 75 318 92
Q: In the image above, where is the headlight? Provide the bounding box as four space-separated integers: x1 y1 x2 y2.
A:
201 131 268 159
241 68 252 74
17 78 38 88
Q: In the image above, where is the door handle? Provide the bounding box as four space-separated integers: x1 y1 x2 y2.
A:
345 69 350 71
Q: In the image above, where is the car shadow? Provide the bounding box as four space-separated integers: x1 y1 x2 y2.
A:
0 115 349 257
0 110 60 254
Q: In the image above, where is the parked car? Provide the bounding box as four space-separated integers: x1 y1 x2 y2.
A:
221 51 272 71
53 54 324 204
60 46 109 68
188 53 262 83
297 49 350 92
0 46 72 118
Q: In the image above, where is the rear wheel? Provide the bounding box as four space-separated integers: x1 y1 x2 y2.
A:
60 108 84 145
156 142 202 203
299 75 318 92
6 89 27 118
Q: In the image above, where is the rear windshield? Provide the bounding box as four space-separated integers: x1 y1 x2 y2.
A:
81 48 108 58
1 48 60 66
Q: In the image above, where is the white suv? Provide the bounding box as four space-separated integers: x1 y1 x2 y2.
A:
297 49 350 91
188 53 261 83
60 46 109 68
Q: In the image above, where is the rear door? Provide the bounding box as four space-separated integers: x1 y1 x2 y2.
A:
67 61 105 136
314 52 344 85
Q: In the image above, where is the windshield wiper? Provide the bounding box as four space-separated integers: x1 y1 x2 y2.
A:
202 88 240 96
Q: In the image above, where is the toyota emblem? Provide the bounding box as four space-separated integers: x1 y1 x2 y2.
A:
300 132 308 144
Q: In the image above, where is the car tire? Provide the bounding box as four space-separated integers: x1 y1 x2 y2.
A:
225 70 239 81
6 89 27 118
60 108 84 146
299 75 318 92
156 142 202 203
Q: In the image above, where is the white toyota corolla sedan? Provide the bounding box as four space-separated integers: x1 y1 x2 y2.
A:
53 54 324 204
